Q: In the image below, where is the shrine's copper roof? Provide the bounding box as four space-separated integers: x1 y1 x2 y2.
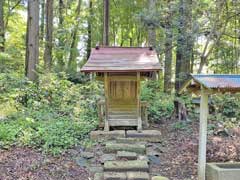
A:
81 47 161 72
179 74 240 94
192 74 240 89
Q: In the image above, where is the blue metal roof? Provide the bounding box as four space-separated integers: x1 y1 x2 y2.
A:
192 74 240 89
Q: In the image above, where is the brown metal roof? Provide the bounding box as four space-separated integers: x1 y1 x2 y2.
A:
192 74 240 89
81 47 161 72
179 74 240 94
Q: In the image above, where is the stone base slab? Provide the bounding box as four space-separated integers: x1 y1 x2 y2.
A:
90 130 125 141
116 151 137 160
104 160 149 172
104 172 126 180
152 176 169 180
104 171 149 180
126 130 161 142
105 143 146 154
90 130 161 142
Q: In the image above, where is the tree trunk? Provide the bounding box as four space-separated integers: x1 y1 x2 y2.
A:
67 0 81 73
59 0 64 25
175 0 185 92
40 0 45 41
174 0 192 119
148 0 156 48
198 56 206 73
0 0 5 52
185 0 193 74
175 0 192 92
103 0 109 46
164 7 173 93
86 0 92 60
56 0 65 70
44 0 54 71
25 0 39 82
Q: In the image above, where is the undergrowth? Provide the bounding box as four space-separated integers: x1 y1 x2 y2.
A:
1 73 240 155
141 80 175 122
0 73 102 155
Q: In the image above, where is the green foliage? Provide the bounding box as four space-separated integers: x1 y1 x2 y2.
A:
0 73 102 155
209 93 240 127
0 53 23 74
172 121 189 131
177 94 198 120
141 81 174 122
0 117 96 155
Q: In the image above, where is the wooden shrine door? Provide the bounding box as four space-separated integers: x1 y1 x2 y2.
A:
108 78 138 127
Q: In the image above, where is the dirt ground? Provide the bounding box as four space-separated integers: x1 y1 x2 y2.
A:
0 119 239 180
153 119 240 180
0 148 89 180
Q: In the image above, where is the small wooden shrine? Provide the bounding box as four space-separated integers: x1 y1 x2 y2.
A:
81 47 161 131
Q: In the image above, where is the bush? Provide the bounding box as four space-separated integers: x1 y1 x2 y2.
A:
0 73 102 155
212 93 240 118
141 81 174 122
209 93 240 128
0 118 96 155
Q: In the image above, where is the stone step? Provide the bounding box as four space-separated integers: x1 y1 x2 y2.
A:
116 137 147 144
104 160 149 172
90 130 125 141
100 154 116 164
94 172 104 180
105 143 146 154
116 151 137 160
104 171 150 180
127 171 150 180
151 176 169 180
104 172 126 180
126 130 161 143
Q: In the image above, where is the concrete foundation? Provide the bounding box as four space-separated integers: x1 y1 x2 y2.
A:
206 162 240 180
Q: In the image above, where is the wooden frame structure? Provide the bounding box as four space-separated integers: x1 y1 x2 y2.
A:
81 47 161 131
179 74 240 180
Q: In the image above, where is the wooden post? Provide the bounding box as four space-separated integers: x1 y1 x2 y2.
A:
137 72 142 131
198 87 209 180
104 72 110 131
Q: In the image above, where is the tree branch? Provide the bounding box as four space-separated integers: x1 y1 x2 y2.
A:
5 0 22 28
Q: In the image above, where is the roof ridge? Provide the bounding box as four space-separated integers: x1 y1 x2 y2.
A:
192 74 240 77
92 46 152 49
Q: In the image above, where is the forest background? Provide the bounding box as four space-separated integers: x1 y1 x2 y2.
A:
0 0 240 155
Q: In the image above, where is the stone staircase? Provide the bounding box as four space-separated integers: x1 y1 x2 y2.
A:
92 130 169 180
94 138 150 180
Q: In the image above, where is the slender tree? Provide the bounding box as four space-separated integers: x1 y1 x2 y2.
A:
197 0 228 73
40 0 45 40
103 0 109 46
44 0 54 70
164 1 173 93
86 0 93 60
68 0 82 73
0 0 4 52
56 0 65 70
59 0 64 25
25 0 40 81
148 0 156 48
175 0 192 91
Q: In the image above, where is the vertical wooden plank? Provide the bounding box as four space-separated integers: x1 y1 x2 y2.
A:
198 87 209 180
137 72 142 131
104 72 110 131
